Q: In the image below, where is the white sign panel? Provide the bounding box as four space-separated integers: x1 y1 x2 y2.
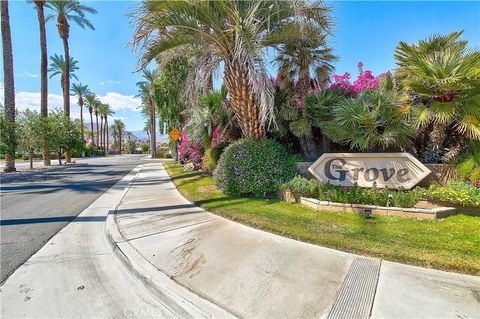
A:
308 153 431 190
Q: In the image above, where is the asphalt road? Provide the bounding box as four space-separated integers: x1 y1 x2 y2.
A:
0 155 144 284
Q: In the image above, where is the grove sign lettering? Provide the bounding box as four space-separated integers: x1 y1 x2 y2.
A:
308 153 431 190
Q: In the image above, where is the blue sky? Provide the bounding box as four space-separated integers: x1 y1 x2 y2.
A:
3 1 479 131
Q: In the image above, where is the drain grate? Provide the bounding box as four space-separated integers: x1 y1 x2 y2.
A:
327 257 381 319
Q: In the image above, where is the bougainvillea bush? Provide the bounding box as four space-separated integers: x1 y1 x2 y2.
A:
178 131 203 164
213 139 297 195
330 62 389 95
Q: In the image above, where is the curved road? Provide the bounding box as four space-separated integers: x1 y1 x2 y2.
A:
0 155 143 283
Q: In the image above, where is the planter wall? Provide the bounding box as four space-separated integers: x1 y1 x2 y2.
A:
299 197 457 220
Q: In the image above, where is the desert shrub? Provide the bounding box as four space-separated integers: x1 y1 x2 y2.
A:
213 139 297 195
282 176 321 197
421 182 480 207
202 147 222 173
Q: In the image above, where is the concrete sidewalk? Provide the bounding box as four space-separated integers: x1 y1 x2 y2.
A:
107 163 480 319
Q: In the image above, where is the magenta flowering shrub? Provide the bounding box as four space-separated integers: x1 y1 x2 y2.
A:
178 131 203 164
330 62 389 94
210 127 226 148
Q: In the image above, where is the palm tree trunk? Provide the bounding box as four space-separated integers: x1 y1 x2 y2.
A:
224 62 264 139
89 110 94 156
59 14 71 163
95 114 99 154
119 131 122 155
79 100 84 145
150 101 156 158
105 118 109 154
1 0 16 172
35 0 50 166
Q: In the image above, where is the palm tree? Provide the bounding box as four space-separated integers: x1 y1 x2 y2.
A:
45 0 96 118
274 22 337 160
71 83 89 146
131 0 332 140
136 69 157 158
395 31 480 162
1 0 16 172
103 103 114 154
31 0 50 166
84 93 99 154
98 103 106 151
93 99 100 153
112 119 125 154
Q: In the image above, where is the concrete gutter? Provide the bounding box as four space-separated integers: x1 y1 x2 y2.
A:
104 165 235 319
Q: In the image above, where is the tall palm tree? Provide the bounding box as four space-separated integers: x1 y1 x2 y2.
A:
93 99 100 153
98 103 106 151
71 83 89 145
136 69 157 158
131 0 332 139
31 0 50 165
112 119 125 155
274 22 337 160
84 93 99 154
395 31 480 162
1 0 16 172
103 103 114 154
45 0 96 118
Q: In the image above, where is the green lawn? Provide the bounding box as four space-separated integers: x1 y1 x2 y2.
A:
164 162 480 275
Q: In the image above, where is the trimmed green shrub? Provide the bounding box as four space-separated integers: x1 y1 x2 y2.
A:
282 176 321 197
317 183 420 208
213 139 297 195
202 147 222 173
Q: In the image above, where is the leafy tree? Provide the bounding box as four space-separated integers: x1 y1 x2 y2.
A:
395 31 480 162
131 0 333 139
125 140 137 154
49 109 83 165
17 110 44 169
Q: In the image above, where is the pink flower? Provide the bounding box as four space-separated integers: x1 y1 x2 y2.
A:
357 61 364 69
179 110 186 116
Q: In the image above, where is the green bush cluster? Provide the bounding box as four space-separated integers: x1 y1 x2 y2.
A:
282 177 420 208
213 139 297 196
282 175 321 197
420 182 480 208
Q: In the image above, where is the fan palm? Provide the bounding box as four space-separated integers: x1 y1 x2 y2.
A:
136 69 157 158
71 83 89 145
112 119 125 154
45 0 96 118
102 103 114 153
93 99 101 151
131 0 332 139
84 93 99 153
324 88 416 152
395 30 480 162
274 22 337 159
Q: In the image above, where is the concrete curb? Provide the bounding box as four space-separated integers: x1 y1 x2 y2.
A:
104 165 236 319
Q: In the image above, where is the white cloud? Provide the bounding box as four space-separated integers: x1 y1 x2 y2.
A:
6 89 141 117
99 80 121 86
98 92 141 111
18 71 39 78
